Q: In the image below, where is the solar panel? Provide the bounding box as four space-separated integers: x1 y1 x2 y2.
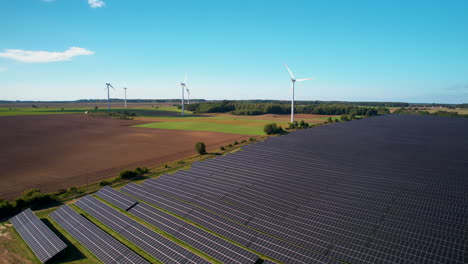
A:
261 260 277 264
9 209 67 263
134 115 467 264
75 195 210 264
50 205 149 264
95 186 138 211
122 183 194 217
130 202 259 263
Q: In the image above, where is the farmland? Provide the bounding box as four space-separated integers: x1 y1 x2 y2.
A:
0 113 251 200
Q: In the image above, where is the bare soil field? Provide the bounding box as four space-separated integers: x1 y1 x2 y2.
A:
0 114 250 200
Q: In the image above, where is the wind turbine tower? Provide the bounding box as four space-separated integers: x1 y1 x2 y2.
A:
186 86 190 105
180 73 188 116
284 65 314 122
123 87 127 109
105 83 114 113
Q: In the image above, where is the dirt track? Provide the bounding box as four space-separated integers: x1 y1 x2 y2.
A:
0 114 250 200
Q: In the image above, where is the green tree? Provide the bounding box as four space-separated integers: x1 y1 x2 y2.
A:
119 170 138 179
264 123 284 135
195 142 207 155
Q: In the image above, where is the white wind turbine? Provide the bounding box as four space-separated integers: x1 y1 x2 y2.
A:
185 85 191 105
180 73 188 116
284 64 314 122
105 83 115 113
123 87 128 109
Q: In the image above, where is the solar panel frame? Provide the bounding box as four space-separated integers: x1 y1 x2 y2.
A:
75 195 210 264
9 209 67 263
50 205 148 264
95 186 138 211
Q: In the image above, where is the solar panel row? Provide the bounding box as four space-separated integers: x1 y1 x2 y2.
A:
95 186 138 211
9 209 67 263
50 205 148 264
123 181 341 264
75 195 210 264
124 200 259 263
135 115 467 264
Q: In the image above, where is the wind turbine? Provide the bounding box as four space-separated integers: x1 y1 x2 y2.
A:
123 87 127 109
105 83 115 113
180 73 188 116
284 64 314 122
185 85 190 105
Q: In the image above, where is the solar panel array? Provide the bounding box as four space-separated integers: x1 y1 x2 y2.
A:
9 209 67 263
50 205 149 264
97 189 259 263
121 115 467 264
95 186 138 211
75 195 210 264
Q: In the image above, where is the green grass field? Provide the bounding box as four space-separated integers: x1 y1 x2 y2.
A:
135 121 265 135
0 106 189 117
0 108 85 116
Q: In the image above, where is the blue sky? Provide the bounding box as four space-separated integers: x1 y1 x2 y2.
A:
1 0 467 103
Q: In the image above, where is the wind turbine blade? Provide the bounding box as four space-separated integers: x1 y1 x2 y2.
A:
296 78 315 82
284 64 295 79
184 73 188 83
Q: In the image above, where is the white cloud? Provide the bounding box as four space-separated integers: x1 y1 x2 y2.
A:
0 47 94 63
88 0 105 8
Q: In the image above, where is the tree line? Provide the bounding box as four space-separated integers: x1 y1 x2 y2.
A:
394 108 468 118
185 101 389 116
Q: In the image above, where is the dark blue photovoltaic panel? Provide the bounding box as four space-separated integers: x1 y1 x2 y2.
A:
95 186 138 211
133 115 467 264
9 209 66 263
75 195 210 264
50 205 148 264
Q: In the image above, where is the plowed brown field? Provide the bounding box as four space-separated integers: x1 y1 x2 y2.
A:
0 114 250 200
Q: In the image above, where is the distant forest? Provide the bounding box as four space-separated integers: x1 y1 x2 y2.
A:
185 101 390 116
394 108 468 118
0 99 466 108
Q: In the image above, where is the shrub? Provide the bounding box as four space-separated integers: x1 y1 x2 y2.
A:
195 142 207 155
220 146 225 151
249 137 255 141
233 141 239 145
327 117 333 123
241 140 247 143
0 200 14 217
135 167 149 176
228 144 233 147
0 189 59 219
264 123 284 135
99 180 111 186
164 164 169 168
119 170 138 180
23 189 41 197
